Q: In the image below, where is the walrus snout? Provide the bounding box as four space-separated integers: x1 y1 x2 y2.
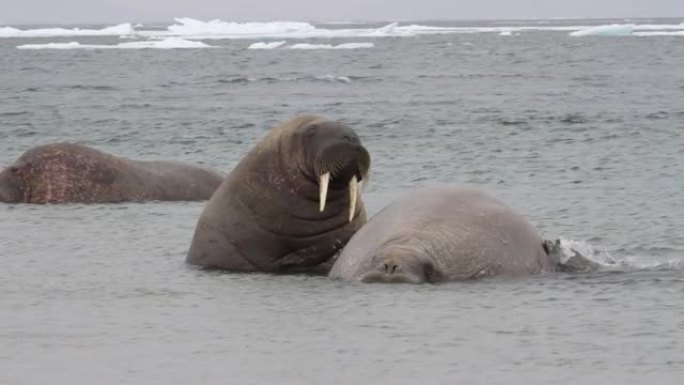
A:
314 142 370 222
360 257 428 284
0 167 24 203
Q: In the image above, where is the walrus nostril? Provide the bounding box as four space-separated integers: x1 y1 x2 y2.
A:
382 261 399 275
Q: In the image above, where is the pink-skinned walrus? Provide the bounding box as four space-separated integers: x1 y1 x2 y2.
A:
0 143 223 203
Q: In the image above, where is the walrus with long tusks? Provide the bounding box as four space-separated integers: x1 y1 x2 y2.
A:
329 186 599 283
186 115 371 273
0 143 223 203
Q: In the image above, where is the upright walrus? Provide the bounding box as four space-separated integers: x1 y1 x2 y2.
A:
330 186 599 283
186 115 371 273
0 143 223 203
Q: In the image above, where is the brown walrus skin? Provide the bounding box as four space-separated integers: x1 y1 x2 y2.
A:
186 115 371 273
0 143 223 203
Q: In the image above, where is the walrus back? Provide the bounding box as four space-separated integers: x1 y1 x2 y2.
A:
331 186 550 280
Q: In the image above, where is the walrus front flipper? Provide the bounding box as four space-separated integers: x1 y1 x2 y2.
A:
543 239 601 273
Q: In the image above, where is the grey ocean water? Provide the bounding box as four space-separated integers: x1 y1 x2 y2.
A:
1 19 683 384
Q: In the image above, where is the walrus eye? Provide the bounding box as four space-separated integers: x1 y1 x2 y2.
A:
306 124 317 137
10 167 19 174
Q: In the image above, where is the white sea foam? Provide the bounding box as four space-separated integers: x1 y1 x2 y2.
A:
286 42 374 49
499 31 513 36
558 237 684 270
558 238 615 266
16 38 213 50
569 24 635 37
247 41 287 49
0 23 134 38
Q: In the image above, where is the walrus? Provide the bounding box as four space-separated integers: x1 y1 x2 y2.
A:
329 186 599 283
0 143 223 203
186 115 371 273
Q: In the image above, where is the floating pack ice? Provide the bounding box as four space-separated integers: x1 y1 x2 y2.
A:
569 24 635 37
166 18 316 38
4 18 684 40
0 23 134 38
247 41 287 49
16 38 213 50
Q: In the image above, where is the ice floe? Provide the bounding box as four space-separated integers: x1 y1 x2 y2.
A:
16 38 213 50
0 23 134 38
569 24 635 37
3 18 684 40
247 41 287 49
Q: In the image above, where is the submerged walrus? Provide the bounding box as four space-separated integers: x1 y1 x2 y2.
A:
0 143 223 203
186 115 371 273
329 186 599 283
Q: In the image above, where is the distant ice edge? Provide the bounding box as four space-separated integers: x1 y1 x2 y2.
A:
16 38 214 50
3 18 684 39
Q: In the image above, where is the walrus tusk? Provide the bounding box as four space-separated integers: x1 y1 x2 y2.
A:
349 175 358 222
319 171 330 212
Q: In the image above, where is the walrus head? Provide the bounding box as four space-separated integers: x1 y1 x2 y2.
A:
0 166 27 203
359 244 443 284
296 118 371 222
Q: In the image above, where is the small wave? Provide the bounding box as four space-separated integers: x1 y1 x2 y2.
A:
286 42 374 50
247 41 286 49
0 111 31 117
313 75 352 83
16 38 214 50
61 85 119 91
645 111 670 120
217 77 257 84
216 74 358 84
569 24 634 37
558 113 588 124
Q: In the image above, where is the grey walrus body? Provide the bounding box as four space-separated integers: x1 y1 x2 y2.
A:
186 115 371 273
330 186 596 283
0 143 223 203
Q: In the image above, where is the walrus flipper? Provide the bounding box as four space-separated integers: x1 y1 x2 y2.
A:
543 239 601 273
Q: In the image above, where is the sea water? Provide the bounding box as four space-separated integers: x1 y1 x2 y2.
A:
1 18 683 385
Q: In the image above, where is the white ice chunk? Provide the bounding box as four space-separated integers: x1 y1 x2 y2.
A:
17 38 213 50
0 23 134 38
569 24 634 37
247 41 287 49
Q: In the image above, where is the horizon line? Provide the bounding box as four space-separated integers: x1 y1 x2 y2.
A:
2 15 683 27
